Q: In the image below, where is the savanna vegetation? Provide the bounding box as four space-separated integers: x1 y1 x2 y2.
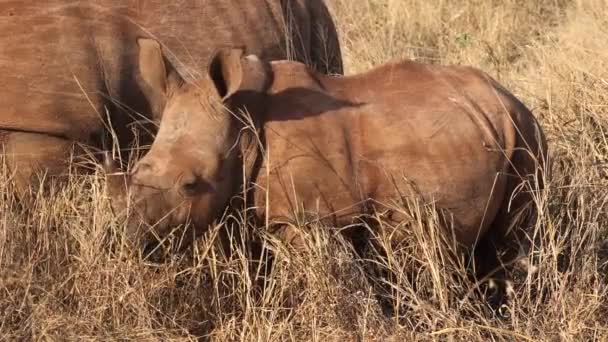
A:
1 0 607 340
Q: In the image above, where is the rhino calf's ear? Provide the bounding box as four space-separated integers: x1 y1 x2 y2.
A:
208 48 270 100
136 37 183 120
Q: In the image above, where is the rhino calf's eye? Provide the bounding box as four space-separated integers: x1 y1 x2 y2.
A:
180 176 214 196
181 176 202 196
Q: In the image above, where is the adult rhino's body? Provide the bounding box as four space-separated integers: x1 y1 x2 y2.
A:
0 0 342 196
108 40 546 254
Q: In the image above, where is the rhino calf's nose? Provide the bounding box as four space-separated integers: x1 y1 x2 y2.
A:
130 160 160 185
130 157 171 190
132 161 155 175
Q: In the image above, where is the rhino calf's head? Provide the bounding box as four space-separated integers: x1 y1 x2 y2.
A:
108 38 272 251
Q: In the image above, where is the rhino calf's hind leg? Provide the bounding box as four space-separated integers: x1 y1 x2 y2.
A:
268 223 308 252
1 131 80 203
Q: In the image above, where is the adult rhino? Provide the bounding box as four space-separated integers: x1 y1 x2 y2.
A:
107 40 547 257
0 0 342 199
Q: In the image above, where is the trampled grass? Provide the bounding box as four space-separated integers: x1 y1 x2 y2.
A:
1 0 608 340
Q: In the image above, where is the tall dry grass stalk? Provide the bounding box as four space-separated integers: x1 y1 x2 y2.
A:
2 0 608 340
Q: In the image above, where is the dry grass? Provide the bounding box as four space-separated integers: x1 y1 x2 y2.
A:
2 0 608 340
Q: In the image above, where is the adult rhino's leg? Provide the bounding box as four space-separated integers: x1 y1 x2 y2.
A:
281 0 343 75
1 131 79 203
307 0 344 75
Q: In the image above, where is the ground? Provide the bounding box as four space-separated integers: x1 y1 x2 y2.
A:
1 0 607 340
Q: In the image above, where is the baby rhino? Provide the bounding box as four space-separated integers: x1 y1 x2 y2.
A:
107 38 547 257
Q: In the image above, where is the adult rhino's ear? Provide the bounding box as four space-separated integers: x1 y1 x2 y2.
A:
136 37 183 121
208 48 271 100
